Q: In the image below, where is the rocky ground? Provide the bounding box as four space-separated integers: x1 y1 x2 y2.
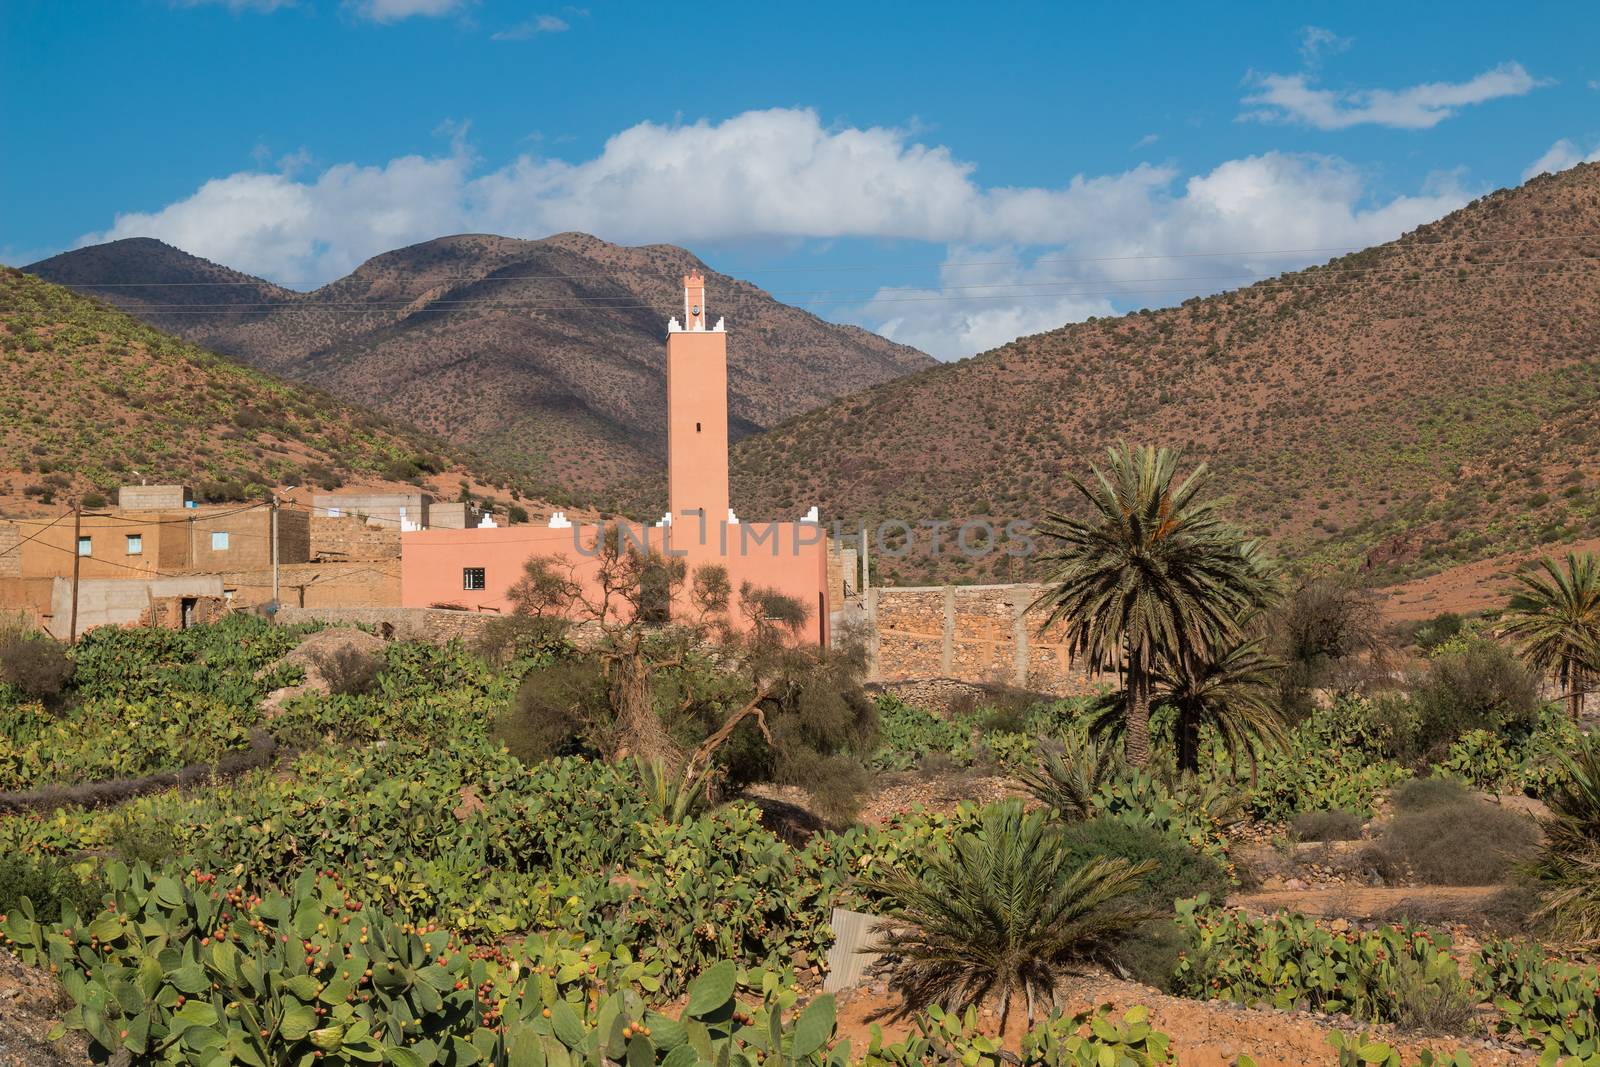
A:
0 950 87 1067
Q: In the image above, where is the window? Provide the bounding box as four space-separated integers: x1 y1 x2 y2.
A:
463 567 486 591
696 422 702 432
125 534 143 555
211 531 230 551
76 536 92 557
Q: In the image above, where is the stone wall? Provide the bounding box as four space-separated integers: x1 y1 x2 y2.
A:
867 582 1095 696
868 677 1063 716
0 522 19 579
274 605 499 644
46 576 224 639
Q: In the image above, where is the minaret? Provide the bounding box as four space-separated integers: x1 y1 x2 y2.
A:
665 270 729 539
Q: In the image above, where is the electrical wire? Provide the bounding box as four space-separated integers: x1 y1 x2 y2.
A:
0 509 72 557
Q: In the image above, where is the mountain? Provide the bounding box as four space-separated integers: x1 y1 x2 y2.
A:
0 268 543 515
729 162 1600 586
26 234 934 500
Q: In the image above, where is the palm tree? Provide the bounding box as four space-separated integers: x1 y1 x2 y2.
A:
1502 553 1600 722
865 800 1153 1028
1533 734 1600 944
1031 444 1276 767
1152 633 1286 776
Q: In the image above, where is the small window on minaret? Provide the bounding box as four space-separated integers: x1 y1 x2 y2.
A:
696 422 702 432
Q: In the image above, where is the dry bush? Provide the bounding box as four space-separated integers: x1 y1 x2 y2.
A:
0 632 74 702
1291 809 1366 841
496 656 612 763
470 614 568 667
1367 778 1540 885
312 646 381 697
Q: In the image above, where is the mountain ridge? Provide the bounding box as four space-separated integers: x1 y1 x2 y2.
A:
728 162 1600 584
26 233 935 500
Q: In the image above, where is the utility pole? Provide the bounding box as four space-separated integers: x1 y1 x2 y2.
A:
68 503 82 643
270 494 280 611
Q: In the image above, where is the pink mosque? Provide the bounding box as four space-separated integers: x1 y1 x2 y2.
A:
400 272 832 644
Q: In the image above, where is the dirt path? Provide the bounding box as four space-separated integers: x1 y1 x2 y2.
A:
1233 885 1506 920
834 974 1538 1067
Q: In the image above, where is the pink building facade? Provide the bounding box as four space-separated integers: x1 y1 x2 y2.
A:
401 273 831 644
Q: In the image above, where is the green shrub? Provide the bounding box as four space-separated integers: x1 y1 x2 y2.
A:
1056 817 1227 990
0 861 837 1067
870 695 975 770
1475 939 1600 1059
0 853 100 925
1173 900 1459 1023
1057 817 1229 914
1410 640 1541 761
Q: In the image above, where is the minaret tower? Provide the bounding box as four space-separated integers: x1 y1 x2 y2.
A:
665 270 730 537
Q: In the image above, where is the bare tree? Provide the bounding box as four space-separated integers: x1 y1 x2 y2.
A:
1272 572 1390 714
503 533 875 815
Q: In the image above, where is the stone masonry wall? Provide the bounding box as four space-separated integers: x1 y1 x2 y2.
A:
274 606 498 644
0 523 19 579
868 582 1096 696
869 677 1065 716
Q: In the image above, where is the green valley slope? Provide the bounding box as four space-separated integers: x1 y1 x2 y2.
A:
0 269 543 514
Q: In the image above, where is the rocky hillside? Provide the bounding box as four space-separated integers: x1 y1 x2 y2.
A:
730 163 1600 584
27 234 933 498
0 269 543 515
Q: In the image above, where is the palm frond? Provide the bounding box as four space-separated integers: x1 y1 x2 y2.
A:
1016 732 1120 821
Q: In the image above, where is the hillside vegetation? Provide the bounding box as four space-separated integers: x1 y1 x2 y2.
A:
732 163 1600 585
27 233 934 496
0 269 538 510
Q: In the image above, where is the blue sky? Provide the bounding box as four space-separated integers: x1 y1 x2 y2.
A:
4 0 1598 358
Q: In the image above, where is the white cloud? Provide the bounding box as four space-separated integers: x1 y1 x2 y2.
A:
492 14 568 39
1523 138 1600 181
81 108 1471 356
1242 61 1543 130
1132 133 1159 149
847 153 1468 359
1298 26 1351 68
352 0 468 22
87 153 474 287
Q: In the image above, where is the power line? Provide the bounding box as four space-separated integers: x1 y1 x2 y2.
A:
0 509 72 558
7 500 275 529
